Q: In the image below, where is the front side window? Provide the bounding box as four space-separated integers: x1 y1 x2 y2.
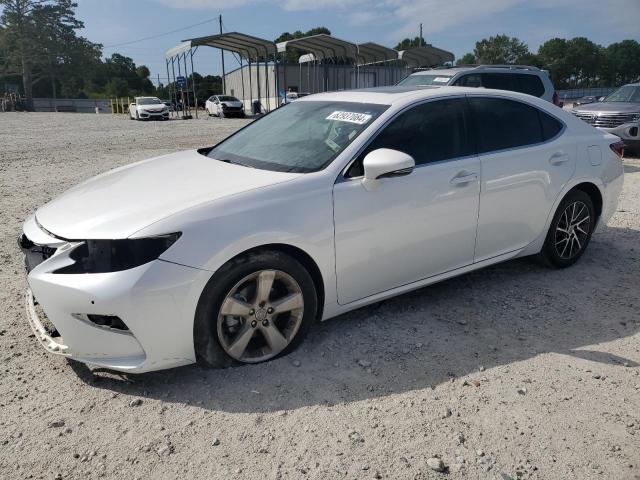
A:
453 74 482 87
469 97 553 153
208 101 387 173
347 98 472 177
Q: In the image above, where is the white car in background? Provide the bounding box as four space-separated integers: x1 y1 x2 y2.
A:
129 97 169 120
20 87 623 373
205 95 245 118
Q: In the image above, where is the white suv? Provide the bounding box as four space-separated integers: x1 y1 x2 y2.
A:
399 65 561 106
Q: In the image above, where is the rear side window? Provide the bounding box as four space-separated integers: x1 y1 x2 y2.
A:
517 75 545 97
347 98 472 177
539 110 563 140
469 97 542 153
480 73 519 92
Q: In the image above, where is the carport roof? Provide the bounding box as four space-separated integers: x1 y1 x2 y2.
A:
398 45 454 67
356 42 399 65
167 32 277 61
277 34 358 61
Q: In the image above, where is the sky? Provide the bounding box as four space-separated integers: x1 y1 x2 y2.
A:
74 0 640 85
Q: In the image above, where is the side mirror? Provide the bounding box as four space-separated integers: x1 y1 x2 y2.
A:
362 148 415 191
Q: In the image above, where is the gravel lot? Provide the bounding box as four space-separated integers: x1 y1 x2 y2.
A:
1 112 639 480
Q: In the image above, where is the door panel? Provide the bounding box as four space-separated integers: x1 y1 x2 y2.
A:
333 157 480 304
469 95 576 262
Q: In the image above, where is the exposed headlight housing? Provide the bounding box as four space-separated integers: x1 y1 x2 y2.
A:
54 233 181 274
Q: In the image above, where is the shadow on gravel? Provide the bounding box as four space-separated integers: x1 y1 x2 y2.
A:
70 226 640 413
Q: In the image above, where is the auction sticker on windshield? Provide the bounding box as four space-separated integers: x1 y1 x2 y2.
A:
434 77 450 83
326 111 373 125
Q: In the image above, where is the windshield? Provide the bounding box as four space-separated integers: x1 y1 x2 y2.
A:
398 74 452 86
208 101 388 173
137 97 162 105
217 96 239 102
604 85 640 103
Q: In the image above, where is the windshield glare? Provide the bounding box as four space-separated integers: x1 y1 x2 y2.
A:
208 101 388 173
398 74 452 87
137 98 162 105
604 85 640 103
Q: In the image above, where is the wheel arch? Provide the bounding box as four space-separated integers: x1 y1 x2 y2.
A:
570 182 603 220
192 242 326 367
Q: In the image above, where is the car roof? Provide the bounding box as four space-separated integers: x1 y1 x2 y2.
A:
298 85 548 106
409 65 544 77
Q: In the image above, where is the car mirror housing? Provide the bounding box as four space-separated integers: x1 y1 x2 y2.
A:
361 148 415 191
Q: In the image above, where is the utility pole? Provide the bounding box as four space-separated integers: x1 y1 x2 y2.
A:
419 23 423 47
219 14 226 94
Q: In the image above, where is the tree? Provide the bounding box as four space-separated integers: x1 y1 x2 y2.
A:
456 53 476 65
275 27 331 63
538 37 604 88
604 40 640 86
0 0 92 108
394 37 425 50
473 34 529 64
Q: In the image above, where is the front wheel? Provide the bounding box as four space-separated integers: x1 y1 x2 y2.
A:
540 190 595 268
195 251 317 368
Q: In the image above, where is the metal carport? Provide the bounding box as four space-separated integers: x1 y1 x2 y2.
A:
167 32 279 114
276 34 358 92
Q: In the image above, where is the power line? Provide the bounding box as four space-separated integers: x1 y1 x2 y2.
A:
102 15 220 49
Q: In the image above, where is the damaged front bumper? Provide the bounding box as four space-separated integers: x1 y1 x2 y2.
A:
19 215 211 373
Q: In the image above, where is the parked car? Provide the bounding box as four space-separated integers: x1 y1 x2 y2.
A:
573 95 601 107
205 95 245 118
398 65 562 106
129 97 169 120
571 83 640 154
281 92 311 105
20 87 623 373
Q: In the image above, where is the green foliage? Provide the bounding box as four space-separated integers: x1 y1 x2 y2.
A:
0 0 155 102
456 53 476 66
394 37 425 50
275 27 331 63
473 34 530 64
451 35 639 89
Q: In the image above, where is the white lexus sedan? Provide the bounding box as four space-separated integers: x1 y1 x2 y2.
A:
129 96 169 120
20 87 623 373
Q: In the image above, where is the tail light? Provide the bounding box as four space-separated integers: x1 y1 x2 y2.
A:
552 91 561 107
610 141 625 158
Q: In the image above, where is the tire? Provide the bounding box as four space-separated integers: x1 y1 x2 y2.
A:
540 190 596 268
194 250 318 368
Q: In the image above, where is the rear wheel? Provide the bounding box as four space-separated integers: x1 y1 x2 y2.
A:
540 190 595 268
195 250 317 368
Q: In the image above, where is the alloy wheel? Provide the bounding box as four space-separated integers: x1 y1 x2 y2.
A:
554 200 591 260
216 270 304 363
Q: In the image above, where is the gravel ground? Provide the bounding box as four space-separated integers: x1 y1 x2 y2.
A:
1 112 639 480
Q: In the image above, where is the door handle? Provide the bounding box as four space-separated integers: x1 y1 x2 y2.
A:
549 151 569 165
450 172 478 185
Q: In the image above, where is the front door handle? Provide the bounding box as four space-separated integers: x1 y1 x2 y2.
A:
549 151 569 165
450 172 478 185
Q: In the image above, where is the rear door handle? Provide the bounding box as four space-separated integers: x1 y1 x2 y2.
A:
549 151 569 165
450 172 478 185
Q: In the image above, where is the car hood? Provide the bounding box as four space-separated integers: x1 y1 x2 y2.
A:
36 150 300 239
572 102 640 113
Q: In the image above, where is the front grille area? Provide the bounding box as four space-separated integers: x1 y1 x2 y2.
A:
19 234 57 273
573 111 639 128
